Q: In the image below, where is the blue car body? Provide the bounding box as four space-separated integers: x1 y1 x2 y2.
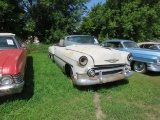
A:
101 40 160 73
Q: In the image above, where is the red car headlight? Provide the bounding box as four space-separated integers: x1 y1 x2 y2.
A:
0 75 13 85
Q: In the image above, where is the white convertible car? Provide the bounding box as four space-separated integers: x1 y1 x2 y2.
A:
48 35 133 86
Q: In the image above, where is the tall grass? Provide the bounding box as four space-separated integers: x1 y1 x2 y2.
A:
0 44 159 120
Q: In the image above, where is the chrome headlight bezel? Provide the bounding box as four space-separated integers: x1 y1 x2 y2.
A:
87 69 96 77
0 75 13 85
127 53 133 62
79 56 88 66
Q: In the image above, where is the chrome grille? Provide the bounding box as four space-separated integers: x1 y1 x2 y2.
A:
90 64 125 75
94 64 125 70
13 74 23 83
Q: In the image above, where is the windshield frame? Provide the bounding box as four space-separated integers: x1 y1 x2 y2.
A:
65 35 99 46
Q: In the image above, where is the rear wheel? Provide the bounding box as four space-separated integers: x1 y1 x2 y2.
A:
133 61 147 73
50 54 54 61
49 53 54 62
48 53 51 58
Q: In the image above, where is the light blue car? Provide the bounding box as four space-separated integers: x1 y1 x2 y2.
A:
100 40 160 73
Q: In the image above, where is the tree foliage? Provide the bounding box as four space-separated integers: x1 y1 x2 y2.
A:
0 0 89 43
21 0 89 43
1 0 160 43
0 0 26 38
80 0 160 42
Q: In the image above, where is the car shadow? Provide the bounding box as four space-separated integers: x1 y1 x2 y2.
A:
144 71 160 76
0 56 34 104
74 79 129 92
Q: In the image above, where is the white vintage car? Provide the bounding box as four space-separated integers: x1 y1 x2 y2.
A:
48 35 133 86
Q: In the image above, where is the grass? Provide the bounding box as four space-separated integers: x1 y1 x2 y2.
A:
0 43 160 120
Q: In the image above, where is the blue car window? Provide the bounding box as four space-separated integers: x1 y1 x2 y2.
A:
123 42 139 48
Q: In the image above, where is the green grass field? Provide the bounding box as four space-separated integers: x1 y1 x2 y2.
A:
0 44 160 120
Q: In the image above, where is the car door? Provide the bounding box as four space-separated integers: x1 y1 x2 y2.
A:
54 45 66 70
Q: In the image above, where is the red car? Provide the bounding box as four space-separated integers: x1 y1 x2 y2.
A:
0 33 27 96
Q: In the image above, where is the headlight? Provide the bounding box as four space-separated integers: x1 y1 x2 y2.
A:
0 75 13 85
79 56 88 66
127 53 133 61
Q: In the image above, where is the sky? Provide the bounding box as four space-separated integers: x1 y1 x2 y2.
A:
86 0 106 10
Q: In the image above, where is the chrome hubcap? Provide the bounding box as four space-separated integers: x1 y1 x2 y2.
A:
134 62 145 71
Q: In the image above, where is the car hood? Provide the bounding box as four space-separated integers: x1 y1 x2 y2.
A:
66 45 128 65
0 49 23 75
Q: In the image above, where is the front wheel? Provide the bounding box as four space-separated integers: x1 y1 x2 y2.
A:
133 61 147 73
70 67 74 81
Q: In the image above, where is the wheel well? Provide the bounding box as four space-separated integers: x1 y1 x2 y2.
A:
130 60 135 70
65 64 71 77
48 53 51 58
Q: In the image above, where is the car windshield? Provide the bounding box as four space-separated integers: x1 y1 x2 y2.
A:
66 36 98 46
0 37 17 49
123 41 139 48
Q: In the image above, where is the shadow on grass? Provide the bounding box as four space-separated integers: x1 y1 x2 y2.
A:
0 56 34 103
144 71 160 76
75 79 129 92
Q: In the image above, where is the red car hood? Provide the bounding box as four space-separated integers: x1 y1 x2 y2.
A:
0 49 24 75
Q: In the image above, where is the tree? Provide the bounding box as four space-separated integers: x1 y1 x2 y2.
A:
80 0 160 42
0 0 26 38
21 0 89 43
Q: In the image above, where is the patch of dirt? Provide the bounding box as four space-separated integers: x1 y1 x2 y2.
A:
93 92 106 120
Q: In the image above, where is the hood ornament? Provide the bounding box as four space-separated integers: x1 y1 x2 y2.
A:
105 58 119 63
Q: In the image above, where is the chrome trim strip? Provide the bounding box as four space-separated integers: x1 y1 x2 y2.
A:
99 71 103 83
73 71 133 86
73 64 132 86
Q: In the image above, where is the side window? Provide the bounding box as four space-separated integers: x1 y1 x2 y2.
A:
152 45 158 50
139 44 144 48
144 44 153 49
117 43 123 48
102 42 122 48
103 43 110 47
110 42 121 48
157 45 160 49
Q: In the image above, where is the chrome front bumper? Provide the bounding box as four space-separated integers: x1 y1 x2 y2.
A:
72 64 133 86
147 63 160 72
0 81 24 96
